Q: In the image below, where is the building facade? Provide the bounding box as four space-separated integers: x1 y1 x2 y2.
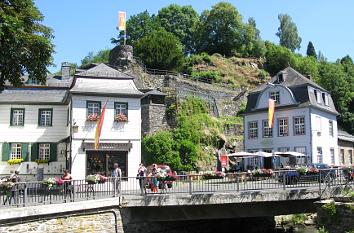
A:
0 63 142 180
244 67 339 167
338 130 354 165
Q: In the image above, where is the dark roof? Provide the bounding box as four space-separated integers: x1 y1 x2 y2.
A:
144 89 166 96
338 130 354 142
0 88 69 104
245 67 338 115
75 63 133 79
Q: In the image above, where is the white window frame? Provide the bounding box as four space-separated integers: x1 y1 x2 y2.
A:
294 146 307 164
278 118 288 137
330 148 335 165
12 109 24 126
39 144 50 160
329 120 334 137
39 109 52 126
114 102 128 117
262 120 273 138
317 147 323 163
340 149 345 165
10 143 22 160
87 101 100 116
248 121 258 139
270 91 280 104
293 116 305 135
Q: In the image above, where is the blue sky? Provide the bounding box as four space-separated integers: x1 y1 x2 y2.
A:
34 0 354 72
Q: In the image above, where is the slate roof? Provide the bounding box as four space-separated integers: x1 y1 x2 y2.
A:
144 89 166 96
338 130 354 142
245 67 338 115
0 88 69 104
75 63 133 79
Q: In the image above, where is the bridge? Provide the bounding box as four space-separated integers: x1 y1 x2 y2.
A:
0 168 352 232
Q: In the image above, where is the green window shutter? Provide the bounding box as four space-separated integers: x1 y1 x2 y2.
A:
22 143 29 161
50 143 57 162
10 109 13 126
31 143 39 161
2 143 10 161
38 109 41 126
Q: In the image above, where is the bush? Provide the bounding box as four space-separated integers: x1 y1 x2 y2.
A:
191 70 221 83
135 29 184 70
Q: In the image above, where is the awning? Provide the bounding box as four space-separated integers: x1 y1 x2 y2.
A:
82 142 132 151
274 151 306 157
227 152 256 157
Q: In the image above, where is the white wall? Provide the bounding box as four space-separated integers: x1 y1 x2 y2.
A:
256 85 297 109
310 108 338 165
244 107 311 155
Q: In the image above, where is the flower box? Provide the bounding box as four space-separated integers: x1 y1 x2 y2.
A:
7 159 23 165
0 180 15 192
43 177 63 190
35 159 49 164
87 114 99 121
202 171 225 180
115 113 128 122
251 169 273 177
86 174 108 184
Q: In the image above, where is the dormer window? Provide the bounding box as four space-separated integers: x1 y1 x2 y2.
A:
314 89 321 104
277 72 284 83
322 93 329 106
270 91 280 104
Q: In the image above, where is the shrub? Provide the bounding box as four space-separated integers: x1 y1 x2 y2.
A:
322 202 336 217
191 70 221 83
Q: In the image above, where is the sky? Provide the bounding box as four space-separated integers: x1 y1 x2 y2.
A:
34 0 354 73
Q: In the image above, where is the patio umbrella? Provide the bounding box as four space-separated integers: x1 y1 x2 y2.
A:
227 151 256 157
275 151 306 157
255 151 273 157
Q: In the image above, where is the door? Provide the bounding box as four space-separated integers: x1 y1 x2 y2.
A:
86 151 128 177
264 157 273 169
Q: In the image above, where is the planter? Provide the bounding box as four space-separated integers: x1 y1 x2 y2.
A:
115 113 128 122
7 159 23 165
35 159 49 164
87 114 99 121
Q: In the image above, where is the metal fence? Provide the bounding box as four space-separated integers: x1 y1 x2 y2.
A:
0 168 352 208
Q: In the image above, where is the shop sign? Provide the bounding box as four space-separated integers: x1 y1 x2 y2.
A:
83 142 132 151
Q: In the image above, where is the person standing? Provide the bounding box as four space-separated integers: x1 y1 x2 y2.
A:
112 163 122 196
137 163 146 195
62 170 72 201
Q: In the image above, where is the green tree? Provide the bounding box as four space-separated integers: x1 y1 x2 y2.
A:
291 55 319 80
157 4 199 54
80 49 110 67
0 0 54 87
135 30 184 70
239 17 266 57
340 55 353 65
306 41 317 58
112 11 161 46
264 42 293 75
276 14 302 51
195 2 244 56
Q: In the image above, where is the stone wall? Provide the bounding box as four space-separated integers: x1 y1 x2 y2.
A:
0 212 121 233
141 103 168 136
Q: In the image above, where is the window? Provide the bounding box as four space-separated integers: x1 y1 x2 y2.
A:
330 148 335 165
329 120 334 137
349 150 353 164
39 109 52 126
262 120 273 138
278 147 290 152
87 101 101 117
10 143 22 160
317 147 323 163
11 109 25 126
314 90 321 103
270 91 280 104
294 116 305 135
340 149 345 164
114 102 128 117
39 144 50 160
322 93 329 106
248 121 258 139
295 147 307 164
294 147 306 154
278 118 288 137
262 149 273 153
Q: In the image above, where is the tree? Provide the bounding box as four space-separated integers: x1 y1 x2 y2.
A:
306 41 317 58
264 42 293 75
112 11 161 46
0 0 54 87
239 17 266 57
340 55 353 65
195 2 244 57
135 30 184 70
276 14 302 51
157 4 199 54
80 49 110 67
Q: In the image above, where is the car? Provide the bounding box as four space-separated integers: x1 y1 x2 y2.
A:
279 163 336 185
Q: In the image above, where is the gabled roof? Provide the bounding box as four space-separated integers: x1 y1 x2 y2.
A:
338 130 354 142
252 67 327 93
144 89 166 96
0 88 69 104
75 63 133 79
244 67 338 115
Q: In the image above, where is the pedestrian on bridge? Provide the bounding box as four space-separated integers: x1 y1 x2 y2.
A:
137 163 146 195
112 163 122 196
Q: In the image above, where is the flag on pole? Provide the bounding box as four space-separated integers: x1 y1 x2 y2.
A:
118 11 126 31
95 102 107 149
268 99 275 128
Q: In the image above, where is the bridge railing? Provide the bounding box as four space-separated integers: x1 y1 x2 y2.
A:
0 168 352 208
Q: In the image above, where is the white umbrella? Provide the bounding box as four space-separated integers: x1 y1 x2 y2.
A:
275 151 306 157
227 151 256 157
255 151 273 157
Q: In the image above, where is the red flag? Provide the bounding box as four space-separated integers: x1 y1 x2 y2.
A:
95 102 107 149
268 99 275 128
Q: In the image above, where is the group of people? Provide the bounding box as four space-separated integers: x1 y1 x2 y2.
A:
137 163 161 194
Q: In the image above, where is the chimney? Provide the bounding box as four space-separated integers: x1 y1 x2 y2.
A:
61 62 71 80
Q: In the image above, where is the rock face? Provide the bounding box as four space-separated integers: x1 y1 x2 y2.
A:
109 45 133 68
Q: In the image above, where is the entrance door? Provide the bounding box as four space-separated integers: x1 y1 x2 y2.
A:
264 157 273 169
86 151 128 177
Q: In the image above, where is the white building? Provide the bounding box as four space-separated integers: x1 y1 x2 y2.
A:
0 87 70 180
70 64 143 179
243 67 339 168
